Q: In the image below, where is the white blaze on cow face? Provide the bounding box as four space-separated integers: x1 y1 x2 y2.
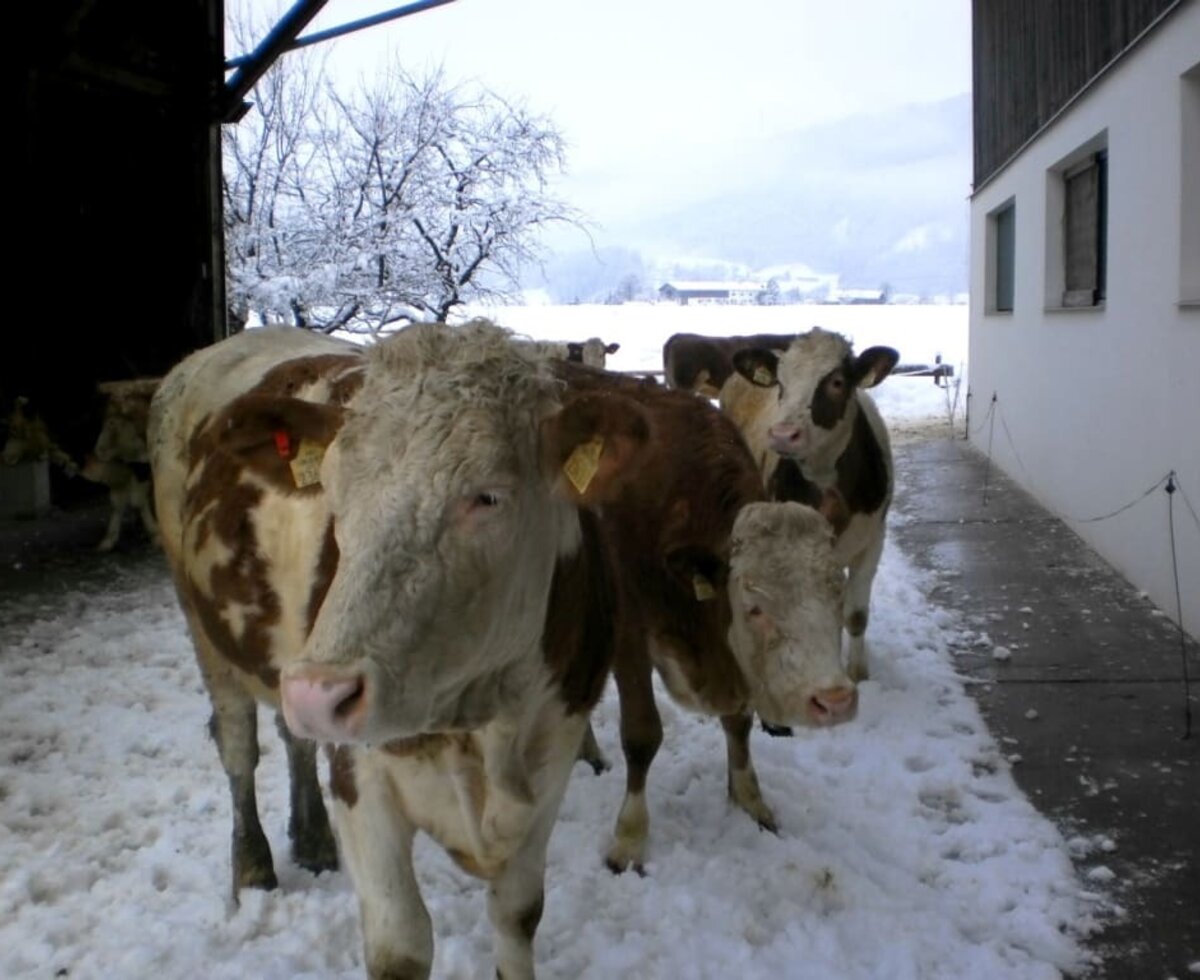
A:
280 321 647 746
725 501 856 728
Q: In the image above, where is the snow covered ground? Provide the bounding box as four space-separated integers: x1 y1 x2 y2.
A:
0 305 1110 979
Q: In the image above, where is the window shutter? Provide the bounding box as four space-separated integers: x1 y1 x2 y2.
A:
1063 152 1106 307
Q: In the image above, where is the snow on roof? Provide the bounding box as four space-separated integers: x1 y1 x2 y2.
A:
660 280 765 292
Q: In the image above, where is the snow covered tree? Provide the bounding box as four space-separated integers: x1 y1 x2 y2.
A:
222 31 582 335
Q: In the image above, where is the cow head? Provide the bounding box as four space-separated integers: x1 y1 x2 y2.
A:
725 501 856 728
567 338 621 369
732 328 898 463
227 321 649 744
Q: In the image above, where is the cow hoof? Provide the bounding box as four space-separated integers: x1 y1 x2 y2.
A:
293 833 339 875
235 864 279 894
757 814 780 835
760 720 794 738
604 855 646 877
579 753 611 776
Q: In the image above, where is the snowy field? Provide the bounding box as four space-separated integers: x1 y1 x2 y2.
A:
0 305 1111 979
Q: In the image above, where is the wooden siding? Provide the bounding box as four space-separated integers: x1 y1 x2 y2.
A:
972 0 1183 186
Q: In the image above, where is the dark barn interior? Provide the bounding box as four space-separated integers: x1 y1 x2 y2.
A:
14 1 227 503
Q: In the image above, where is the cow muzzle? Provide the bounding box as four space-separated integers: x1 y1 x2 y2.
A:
768 422 809 456
281 665 369 743
804 684 858 726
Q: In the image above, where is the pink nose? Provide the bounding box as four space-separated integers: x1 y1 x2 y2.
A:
806 685 858 726
768 424 806 454
281 667 368 742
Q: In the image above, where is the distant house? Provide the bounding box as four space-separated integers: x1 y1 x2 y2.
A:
969 0 1199 638
658 280 764 305
835 287 887 305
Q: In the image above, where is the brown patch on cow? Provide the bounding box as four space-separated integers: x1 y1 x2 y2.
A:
182 467 282 687
810 359 855 429
306 520 340 635
846 610 868 637
541 507 619 716
766 410 889 524
175 358 360 690
663 332 797 392
835 408 890 515
255 354 364 405
327 745 358 807
555 364 765 717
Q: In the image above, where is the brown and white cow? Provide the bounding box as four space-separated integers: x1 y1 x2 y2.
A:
82 378 161 551
525 336 621 369
554 363 857 872
725 326 899 685
150 321 653 979
662 331 798 397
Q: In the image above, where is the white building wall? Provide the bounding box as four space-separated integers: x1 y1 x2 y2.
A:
968 3 1200 639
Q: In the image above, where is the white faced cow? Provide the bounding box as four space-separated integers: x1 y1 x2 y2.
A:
725 327 899 684
150 320 650 980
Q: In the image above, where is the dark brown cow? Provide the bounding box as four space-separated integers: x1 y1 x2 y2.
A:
555 363 857 872
662 332 798 397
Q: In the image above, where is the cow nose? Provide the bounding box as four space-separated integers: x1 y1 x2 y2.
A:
768 423 806 454
807 685 858 725
281 667 368 742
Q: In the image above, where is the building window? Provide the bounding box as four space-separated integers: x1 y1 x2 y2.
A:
1182 64 1200 306
1045 132 1108 311
993 202 1015 312
1062 152 1108 307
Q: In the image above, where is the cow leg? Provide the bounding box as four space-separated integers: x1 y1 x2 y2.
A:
96 489 125 552
575 720 610 774
721 713 778 833
332 750 433 980
273 713 339 874
487 736 578 980
844 532 885 682
605 638 661 874
133 480 161 546
206 682 276 894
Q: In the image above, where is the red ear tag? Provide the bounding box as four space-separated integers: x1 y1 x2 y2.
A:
273 430 291 459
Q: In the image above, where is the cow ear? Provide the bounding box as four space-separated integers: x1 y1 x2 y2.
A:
605 342 620 355
542 392 650 505
209 394 344 490
853 347 899 388
732 349 780 388
665 546 728 601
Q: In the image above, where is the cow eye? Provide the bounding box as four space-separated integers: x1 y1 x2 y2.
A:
747 605 763 618
829 375 845 392
474 492 501 508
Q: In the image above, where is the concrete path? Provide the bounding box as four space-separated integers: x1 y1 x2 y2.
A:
891 436 1198 979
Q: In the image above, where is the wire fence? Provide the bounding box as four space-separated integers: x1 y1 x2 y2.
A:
967 390 1197 738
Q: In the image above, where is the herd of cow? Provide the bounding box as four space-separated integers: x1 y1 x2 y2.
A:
8 321 901 979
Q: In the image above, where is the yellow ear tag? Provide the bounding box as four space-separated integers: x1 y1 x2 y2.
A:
692 574 716 601
753 366 773 386
289 439 325 488
563 435 604 494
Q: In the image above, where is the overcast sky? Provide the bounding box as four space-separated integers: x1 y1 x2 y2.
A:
234 1 973 247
